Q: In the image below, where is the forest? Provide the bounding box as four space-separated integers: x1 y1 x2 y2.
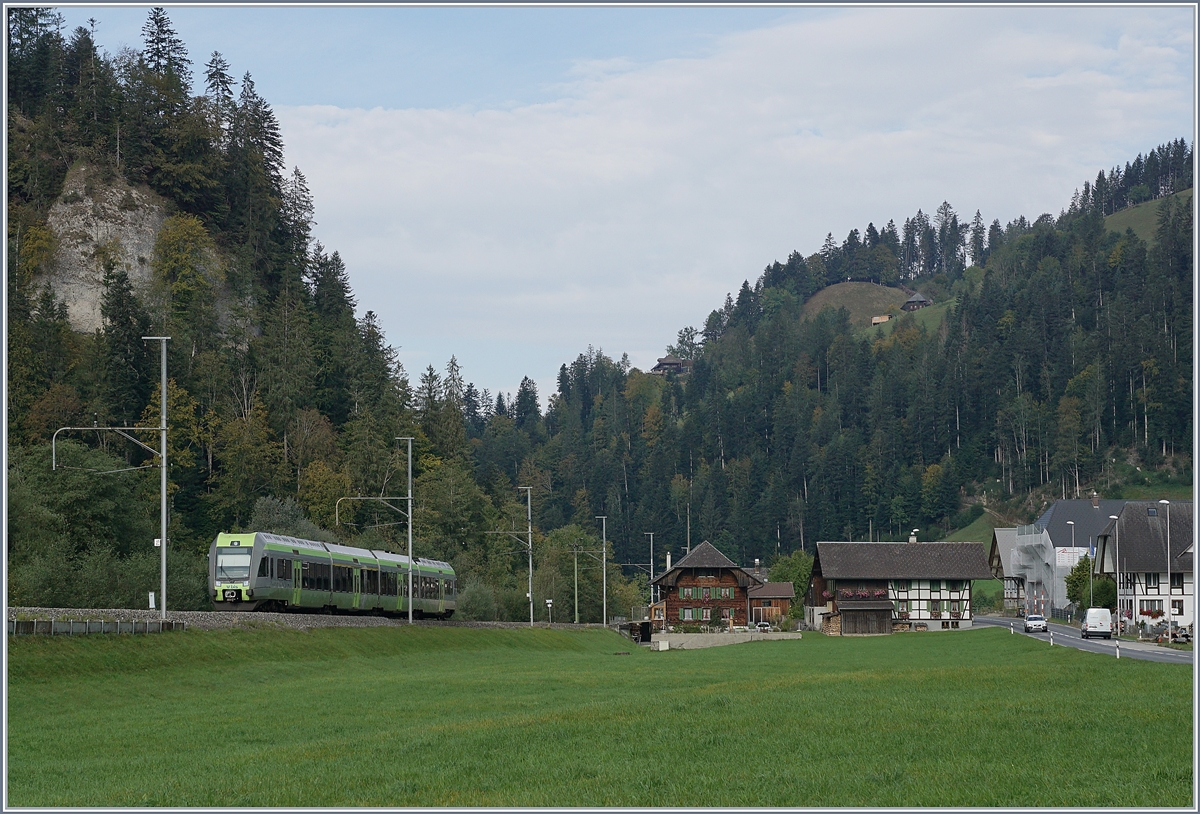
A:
6 9 1194 618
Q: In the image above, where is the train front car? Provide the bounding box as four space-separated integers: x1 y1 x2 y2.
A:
210 532 267 611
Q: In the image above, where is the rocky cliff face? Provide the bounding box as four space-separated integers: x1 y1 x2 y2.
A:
41 163 168 333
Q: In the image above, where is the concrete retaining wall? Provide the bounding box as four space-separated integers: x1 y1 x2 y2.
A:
649 631 802 650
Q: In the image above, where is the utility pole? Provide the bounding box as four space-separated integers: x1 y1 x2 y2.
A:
143 336 169 620
521 487 533 627
397 437 414 625
597 516 607 627
574 546 579 624
644 532 654 603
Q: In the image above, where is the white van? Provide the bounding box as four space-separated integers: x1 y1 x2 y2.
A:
1080 607 1113 639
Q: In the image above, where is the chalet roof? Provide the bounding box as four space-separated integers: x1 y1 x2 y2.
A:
1095 500 1193 574
905 292 931 304
651 541 764 588
674 540 736 569
814 542 992 580
748 582 796 600
656 354 684 365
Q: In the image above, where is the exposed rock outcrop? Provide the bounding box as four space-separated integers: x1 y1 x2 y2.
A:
41 163 168 333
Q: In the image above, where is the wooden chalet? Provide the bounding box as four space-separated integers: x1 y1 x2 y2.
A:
901 292 932 311
806 541 992 634
748 582 796 624
1095 501 1194 630
650 541 763 627
649 354 693 376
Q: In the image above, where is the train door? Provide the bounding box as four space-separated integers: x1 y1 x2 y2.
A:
353 568 361 610
292 560 302 606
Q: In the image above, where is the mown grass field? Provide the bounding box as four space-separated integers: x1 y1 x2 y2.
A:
7 625 1192 807
1104 188 1192 246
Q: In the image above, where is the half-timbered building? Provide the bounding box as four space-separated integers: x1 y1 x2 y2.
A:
805 541 992 634
1094 500 1194 630
650 541 764 627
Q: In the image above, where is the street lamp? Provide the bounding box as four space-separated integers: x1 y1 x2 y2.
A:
1066 520 1075 616
1109 514 1120 629
1160 499 1171 641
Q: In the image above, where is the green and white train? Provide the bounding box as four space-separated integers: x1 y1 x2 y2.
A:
209 532 456 618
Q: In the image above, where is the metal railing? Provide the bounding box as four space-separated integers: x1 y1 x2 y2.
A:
8 619 186 636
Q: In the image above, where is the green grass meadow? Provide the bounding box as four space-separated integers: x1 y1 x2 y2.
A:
7 625 1193 807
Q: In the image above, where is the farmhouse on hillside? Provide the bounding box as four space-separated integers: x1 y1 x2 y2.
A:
901 292 932 311
805 541 992 634
649 354 692 376
1094 500 1193 630
650 541 764 627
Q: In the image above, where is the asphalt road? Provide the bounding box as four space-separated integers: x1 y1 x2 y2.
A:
974 615 1194 665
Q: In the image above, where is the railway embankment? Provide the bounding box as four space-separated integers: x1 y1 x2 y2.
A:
7 607 608 633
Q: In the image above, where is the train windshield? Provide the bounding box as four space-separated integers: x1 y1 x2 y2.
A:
216 548 252 580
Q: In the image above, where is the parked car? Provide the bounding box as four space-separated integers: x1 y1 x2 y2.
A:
1080 607 1113 639
755 621 772 632
1024 614 1048 633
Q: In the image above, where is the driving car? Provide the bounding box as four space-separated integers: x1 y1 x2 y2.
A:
755 621 772 632
1024 614 1047 633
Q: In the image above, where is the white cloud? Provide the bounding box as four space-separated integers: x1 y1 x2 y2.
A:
275 6 1193 402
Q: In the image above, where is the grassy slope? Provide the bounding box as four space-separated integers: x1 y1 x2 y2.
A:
800 282 908 329
7 626 1191 807
1103 188 1192 246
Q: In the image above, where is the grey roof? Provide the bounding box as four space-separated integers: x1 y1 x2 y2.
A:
651 541 764 587
1095 500 1193 574
672 541 737 569
814 542 992 580
1035 499 1130 553
905 292 931 304
989 528 1018 579
748 582 796 600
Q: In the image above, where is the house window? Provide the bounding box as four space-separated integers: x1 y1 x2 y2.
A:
893 580 909 592
681 608 693 621
653 607 663 620
702 587 711 600
929 580 941 592
761 600 773 607
1140 600 1163 615
1171 600 1183 616
681 586 693 599
895 599 909 614
719 587 732 599
721 608 731 619
1146 573 1160 589
702 608 712 621
1170 573 1183 590
1147 507 1158 516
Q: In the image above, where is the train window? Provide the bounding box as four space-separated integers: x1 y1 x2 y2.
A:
216 548 252 581
277 558 290 581
363 569 377 594
257 557 269 578
447 579 457 598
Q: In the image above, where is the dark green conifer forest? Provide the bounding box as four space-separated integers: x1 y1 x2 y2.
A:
6 9 1193 616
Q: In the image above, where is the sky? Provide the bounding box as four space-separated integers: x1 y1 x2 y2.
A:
58 4 1196 407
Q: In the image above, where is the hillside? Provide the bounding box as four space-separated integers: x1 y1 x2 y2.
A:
1104 188 1192 246
799 281 909 329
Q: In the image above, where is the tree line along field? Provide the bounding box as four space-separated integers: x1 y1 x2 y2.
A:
7 626 1192 807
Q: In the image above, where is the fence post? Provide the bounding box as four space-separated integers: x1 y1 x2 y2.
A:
1115 641 1120 659
1010 622 1014 634
1049 631 1054 646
